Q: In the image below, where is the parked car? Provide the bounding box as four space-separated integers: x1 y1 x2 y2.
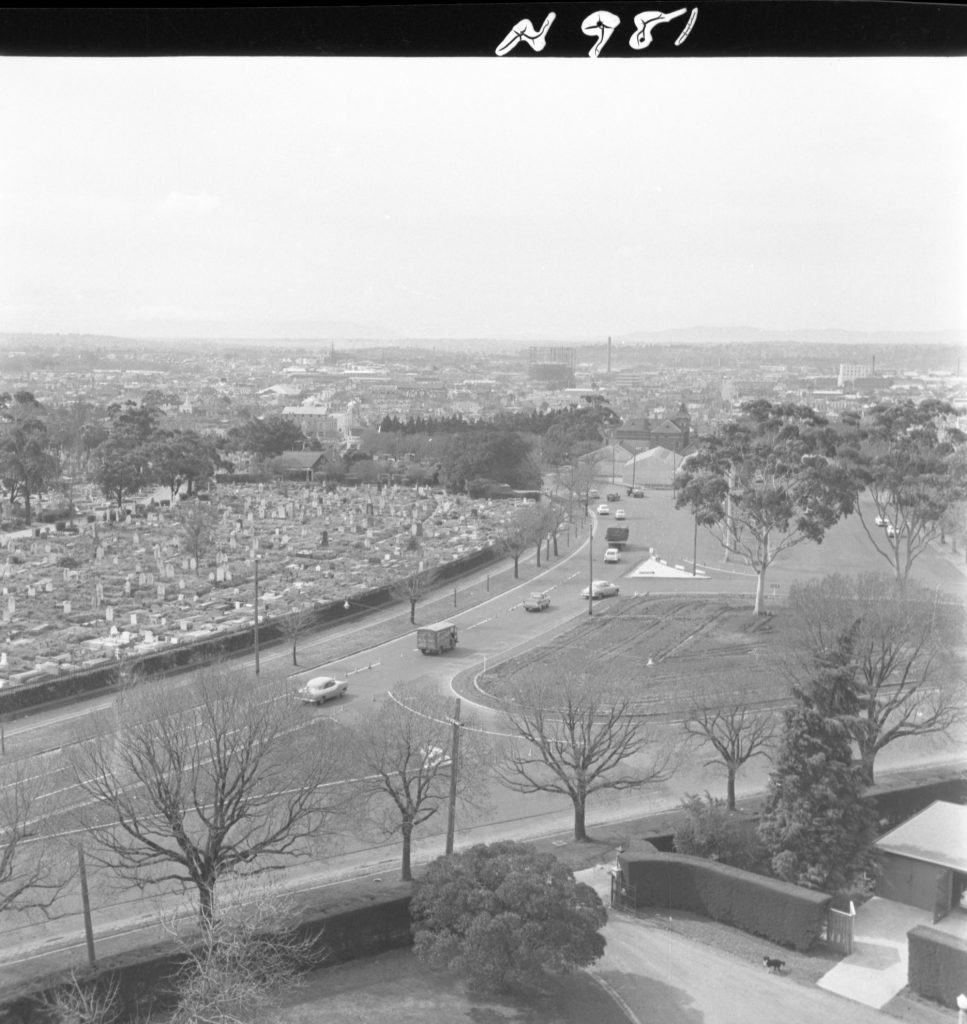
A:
886 523 902 538
582 579 620 599
523 591 551 612
603 548 620 563
297 676 348 705
614 508 626 520
596 503 611 515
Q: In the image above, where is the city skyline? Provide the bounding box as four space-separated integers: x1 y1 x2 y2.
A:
2 56 965 342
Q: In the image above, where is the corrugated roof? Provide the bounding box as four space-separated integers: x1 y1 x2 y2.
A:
873 801 967 872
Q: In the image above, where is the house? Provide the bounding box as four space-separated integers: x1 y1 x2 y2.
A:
873 801 967 921
269 450 335 483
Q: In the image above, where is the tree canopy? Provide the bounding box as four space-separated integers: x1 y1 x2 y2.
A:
411 841 607 992
676 401 856 614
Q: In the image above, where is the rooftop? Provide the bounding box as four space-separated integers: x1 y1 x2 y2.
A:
873 800 967 873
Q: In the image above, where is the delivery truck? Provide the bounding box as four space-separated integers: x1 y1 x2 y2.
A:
416 621 459 655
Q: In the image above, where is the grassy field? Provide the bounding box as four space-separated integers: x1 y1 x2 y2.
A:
476 596 799 717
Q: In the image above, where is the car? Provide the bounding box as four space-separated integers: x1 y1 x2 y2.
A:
631 487 645 498
420 745 452 769
588 489 600 499
297 676 348 705
614 508 626 520
523 591 551 612
596 503 611 515
606 491 620 502
875 515 889 527
886 523 902 538
603 548 620 563
582 579 620 599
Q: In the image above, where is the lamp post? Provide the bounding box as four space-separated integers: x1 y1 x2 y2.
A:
957 993 967 1024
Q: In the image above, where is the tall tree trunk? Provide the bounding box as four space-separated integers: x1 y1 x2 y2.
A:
535 542 541 568
727 768 737 811
401 821 413 882
409 599 416 624
513 556 519 579
754 568 767 616
292 635 298 665
572 796 587 842
858 743 876 787
198 878 216 927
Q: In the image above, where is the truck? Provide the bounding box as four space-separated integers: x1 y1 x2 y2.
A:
604 526 630 549
416 621 459 655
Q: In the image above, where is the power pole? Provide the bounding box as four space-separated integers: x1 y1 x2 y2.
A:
588 522 594 617
77 844 96 966
253 553 260 675
445 697 462 856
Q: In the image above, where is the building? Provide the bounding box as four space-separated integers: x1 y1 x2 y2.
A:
621 446 681 489
873 801 967 921
838 362 874 387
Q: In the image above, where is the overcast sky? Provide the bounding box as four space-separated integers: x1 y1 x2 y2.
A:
1 56 964 341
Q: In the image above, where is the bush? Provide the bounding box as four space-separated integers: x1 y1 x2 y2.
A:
621 852 831 951
672 793 767 872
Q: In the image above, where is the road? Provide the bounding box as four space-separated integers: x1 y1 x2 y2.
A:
1 487 964 984
591 913 896 1024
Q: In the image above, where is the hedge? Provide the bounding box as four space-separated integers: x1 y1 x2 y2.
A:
908 925 967 1009
0 892 414 1024
619 852 831 951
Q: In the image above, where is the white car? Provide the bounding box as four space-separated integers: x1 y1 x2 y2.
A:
297 676 348 705
582 579 620 599
596 504 611 516
603 548 620 563
420 745 452 769
875 515 889 527
614 508 626 520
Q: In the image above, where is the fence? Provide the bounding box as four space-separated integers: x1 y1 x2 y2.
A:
826 905 855 955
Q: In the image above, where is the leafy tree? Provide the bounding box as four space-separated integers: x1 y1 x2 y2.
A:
411 841 607 992
788 573 963 784
840 400 967 584
90 435 153 508
223 416 306 459
497 675 673 842
177 498 221 572
105 399 161 442
0 412 59 524
439 428 540 493
682 704 776 810
757 638 878 893
390 561 441 624
69 667 347 925
151 429 221 498
348 686 486 881
676 401 856 614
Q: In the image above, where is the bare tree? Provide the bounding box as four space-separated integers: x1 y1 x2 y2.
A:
42 968 123 1024
788 573 965 783
347 685 488 881
164 878 323 1024
496 676 674 842
497 504 543 579
177 499 220 574
0 762 70 917
682 704 776 810
69 666 349 925
390 561 441 624
277 605 318 666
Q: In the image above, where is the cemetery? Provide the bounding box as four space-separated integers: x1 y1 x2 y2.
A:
0 481 522 692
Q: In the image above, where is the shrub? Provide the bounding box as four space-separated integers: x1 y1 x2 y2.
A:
673 793 767 872
908 925 967 1008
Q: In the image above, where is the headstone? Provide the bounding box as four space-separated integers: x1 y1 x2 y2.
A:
63 600 71 614
105 606 114 622
157 584 166 600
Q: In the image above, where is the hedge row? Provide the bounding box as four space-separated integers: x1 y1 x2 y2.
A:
619 852 831 951
908 925 967 1009
0 544 500 718
0 894 415 1024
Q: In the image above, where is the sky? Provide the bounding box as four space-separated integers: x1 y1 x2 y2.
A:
1 56 965 341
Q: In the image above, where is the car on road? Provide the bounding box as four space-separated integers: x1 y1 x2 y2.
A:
886 522 902 538
297 676 348 705
588 489 600 499
606 491 620 502
631 487 645 498
875 515 889 527
582 579 620 599
596 503 611 515
603 548 620 563
614 508 626 520
523 591 551 612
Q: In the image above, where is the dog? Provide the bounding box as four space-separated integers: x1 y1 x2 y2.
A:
762 955 786 974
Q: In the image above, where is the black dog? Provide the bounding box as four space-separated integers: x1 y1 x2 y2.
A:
762 956 786 974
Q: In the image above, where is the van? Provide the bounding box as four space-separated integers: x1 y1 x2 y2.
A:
603 548 620 563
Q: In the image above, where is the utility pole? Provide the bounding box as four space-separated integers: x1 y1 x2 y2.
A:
253 552 260 676
77 844 96 966
445 697 462 856
588 522 594 617
693 514 698 576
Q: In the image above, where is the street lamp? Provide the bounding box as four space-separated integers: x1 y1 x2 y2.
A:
588 522 594 618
